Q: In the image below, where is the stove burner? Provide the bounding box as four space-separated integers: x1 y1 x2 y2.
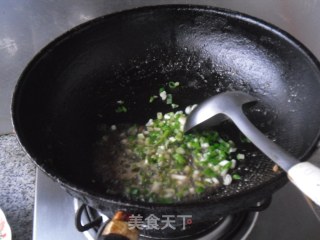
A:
74 199 258 240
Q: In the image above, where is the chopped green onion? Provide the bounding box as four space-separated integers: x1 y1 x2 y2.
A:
166 94 173 104
173 153 187 166
159 90 167 100
195 186 205 194
105 105 245 203
149 95 158 103
171 104 179 109
115 106 127 113
236 153 245 160
203 168 217 178
169 81 180 89
159 87 165 93
221 161 232 170
130 188 139 195
232 174 241 180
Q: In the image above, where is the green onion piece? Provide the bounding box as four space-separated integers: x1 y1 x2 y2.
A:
130 188 139 195
169 81 180 89
159 87 165 93
207 156 220 165
166 94 173 104
203 168 217 178
236 153 245 160
111 105 246 203
173 153 187 166
149 95 158 103
115 106 127 113
195 186 205 194
222 161 232 170
232 174 241 180
171 104 179 109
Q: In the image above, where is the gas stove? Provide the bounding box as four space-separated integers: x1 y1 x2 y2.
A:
73 199 259 240
73 199 258 240
33 169 320 240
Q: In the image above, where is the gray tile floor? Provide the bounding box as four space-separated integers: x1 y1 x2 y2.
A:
0 134 35 240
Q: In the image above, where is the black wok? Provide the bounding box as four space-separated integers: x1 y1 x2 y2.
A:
12 5 320 225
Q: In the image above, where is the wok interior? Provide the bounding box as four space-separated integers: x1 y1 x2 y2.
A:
13 7 320 203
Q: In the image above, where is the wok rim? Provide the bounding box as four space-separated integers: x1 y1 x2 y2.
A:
11 4 320 209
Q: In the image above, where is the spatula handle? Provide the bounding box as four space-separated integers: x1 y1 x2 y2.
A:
230 111 320 206
288 162 320 206
229 111 299 171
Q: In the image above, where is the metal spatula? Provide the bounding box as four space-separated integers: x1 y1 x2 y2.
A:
184 91 320 206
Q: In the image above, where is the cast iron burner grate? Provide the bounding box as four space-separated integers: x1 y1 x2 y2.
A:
73 199 260 240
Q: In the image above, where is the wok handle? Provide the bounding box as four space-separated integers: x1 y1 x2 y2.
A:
288 162 320 206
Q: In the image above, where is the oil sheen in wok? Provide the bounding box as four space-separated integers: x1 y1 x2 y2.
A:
94 108 246 203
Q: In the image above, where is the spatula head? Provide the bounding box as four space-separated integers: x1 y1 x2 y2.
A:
184 91 257 133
